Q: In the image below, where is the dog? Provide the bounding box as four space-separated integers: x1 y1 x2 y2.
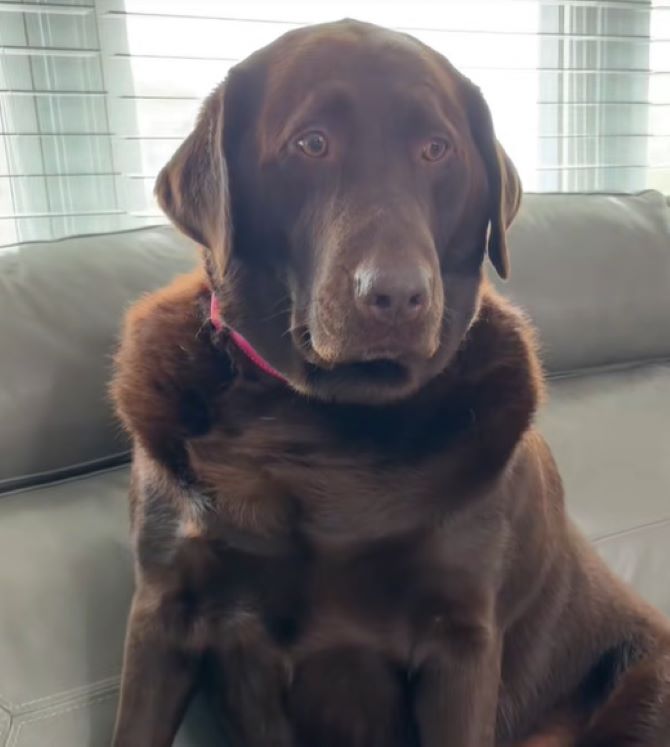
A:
111 19 670 747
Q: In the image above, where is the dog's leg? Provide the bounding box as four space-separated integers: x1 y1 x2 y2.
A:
207 611 295 747
512 721 579 747
413 628 501 747
577 653 670 747
288 647 416 747
112 587 203 747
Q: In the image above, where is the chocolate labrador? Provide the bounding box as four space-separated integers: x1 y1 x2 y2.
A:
111 19 670 747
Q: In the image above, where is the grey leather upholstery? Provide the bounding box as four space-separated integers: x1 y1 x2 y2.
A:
0 192 668 745
501 191 670 373
0 227 197 492
540 362 670 616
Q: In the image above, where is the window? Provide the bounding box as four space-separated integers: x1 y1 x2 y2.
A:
1 0 669 246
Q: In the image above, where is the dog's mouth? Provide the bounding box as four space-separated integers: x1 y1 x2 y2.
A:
289 325 417 399
294 324 431 365
305 357 409 388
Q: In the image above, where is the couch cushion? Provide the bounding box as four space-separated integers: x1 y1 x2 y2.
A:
0 227 197 493
0 467 220 746
500 190 670 374
540 361 670 616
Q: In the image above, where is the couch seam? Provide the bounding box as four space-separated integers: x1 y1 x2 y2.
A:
0 463 129 501
0 452 131 498
0 223 170 251
547 356 670 383
13 676 121 713
6 692 117 747
0 706 11 747
591 516 670 546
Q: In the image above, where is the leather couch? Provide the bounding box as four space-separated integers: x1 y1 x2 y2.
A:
1 191 668 745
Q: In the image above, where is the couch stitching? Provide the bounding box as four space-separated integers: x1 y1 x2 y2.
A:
6 692 117 747
0 707 11 747
546 356 670 383
13 676 120 712
591 516 670 545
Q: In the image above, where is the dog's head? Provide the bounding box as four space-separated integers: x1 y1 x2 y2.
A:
156 19 521 403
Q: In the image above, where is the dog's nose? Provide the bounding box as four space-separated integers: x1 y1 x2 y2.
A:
354 263 431 324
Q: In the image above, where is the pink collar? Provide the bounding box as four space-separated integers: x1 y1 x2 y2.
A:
209 293 287 383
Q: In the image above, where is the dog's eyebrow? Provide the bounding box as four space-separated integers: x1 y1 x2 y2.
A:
301 83 355 121
269 82 356 148
398 88 452 134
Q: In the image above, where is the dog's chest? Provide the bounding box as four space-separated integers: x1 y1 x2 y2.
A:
177 384 498 656
172 483 498 662
181 521 467 659
188 381 470 543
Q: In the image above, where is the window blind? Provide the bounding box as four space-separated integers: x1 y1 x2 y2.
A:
1 0 669 246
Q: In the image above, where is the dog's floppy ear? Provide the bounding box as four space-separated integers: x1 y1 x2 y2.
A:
465 85 522 279
154 81 230 284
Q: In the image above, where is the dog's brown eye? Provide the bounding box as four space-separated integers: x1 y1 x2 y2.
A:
422 138 450 162
296 131 328 158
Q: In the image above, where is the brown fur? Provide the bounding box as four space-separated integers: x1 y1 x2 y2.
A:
111 19 670 747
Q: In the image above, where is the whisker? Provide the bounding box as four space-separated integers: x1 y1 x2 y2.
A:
260 303 292 324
